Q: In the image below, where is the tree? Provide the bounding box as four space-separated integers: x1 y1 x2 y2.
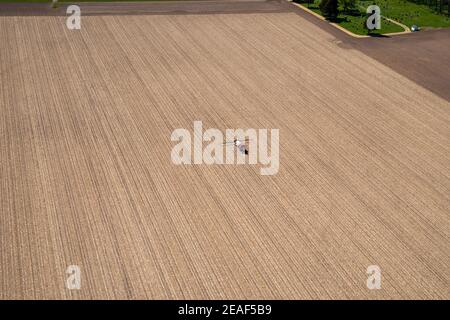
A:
319 0 339 20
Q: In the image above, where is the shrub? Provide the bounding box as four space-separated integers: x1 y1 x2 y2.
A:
339 0 357 14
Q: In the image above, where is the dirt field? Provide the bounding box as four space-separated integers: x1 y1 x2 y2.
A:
0 3 449 299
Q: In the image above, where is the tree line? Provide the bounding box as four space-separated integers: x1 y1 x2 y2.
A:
298 0 449 19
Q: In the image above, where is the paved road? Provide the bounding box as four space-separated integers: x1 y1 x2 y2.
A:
0 0 293 15
354 30 450 101
289 2 450 102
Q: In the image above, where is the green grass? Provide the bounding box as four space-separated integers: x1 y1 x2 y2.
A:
339 14 405 35
299 0 404 35
297 0 450 34
359 0 450 29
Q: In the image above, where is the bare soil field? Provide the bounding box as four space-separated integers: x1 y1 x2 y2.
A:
0 6 449 299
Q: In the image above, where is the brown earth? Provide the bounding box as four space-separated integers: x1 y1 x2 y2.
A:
0 1 449 299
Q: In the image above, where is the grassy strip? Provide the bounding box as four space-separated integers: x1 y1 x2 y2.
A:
298 0 404 35
359 0 450 29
